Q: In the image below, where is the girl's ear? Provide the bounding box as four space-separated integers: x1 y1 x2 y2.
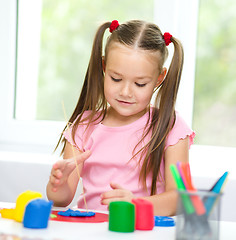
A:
156 67 167 87
102 56 106 72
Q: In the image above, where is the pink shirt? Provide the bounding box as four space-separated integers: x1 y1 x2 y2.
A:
64 108 195 211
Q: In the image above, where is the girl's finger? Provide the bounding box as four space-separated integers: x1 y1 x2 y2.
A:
101 197 122 205
49 175 60 186
75 150 91 164
51 169 62 179
110 182 124 190
101 189 124 199
52 160 66 172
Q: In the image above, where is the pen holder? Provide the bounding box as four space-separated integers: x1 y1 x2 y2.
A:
176 190 222 240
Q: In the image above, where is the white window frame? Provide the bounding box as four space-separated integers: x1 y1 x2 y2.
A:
15 0 42 121
154 0 199 126
0 0 64 153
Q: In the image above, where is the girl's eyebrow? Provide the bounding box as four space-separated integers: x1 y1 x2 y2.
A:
107 68 152 80
107 69 123 77
136 76 152 80
108 70 151 80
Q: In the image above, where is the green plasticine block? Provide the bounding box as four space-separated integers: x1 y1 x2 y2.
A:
109 201 135 233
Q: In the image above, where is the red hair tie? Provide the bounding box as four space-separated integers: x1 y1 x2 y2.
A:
163 32 172 46
109 20 119 33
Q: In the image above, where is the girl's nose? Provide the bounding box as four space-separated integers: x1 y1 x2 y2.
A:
119 82 133 98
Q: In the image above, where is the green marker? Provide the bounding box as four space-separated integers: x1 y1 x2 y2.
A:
170 164 195 215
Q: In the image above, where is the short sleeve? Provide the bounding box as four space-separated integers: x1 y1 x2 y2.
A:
63 111 90 151
63 124 85 151
63 110 99 151
165 112 195 149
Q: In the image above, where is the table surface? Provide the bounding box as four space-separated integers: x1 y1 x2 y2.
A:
0 202 235 240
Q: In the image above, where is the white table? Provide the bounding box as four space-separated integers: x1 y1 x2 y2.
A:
0 202 235 240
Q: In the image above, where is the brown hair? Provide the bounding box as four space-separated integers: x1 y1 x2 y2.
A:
57 20 184 195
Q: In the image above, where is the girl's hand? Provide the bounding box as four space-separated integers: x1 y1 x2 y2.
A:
49 150 91 192
100 183 135 205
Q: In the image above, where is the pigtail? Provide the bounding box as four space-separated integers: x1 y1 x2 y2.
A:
56 22 111 155
150 37 184 194
154 36 184 141
82 22 111 114
158 37 183 115
139 35 184 195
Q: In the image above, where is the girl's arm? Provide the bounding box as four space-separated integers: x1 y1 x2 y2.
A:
143 136 189 216
101 137 189 216
46 141 91 207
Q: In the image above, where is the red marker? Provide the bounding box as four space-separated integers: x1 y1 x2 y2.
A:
177 162 206 216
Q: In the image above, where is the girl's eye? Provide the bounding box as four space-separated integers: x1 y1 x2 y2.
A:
135 82 146 87
111 77 121 82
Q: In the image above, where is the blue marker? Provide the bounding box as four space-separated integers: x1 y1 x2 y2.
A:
204 171 228 215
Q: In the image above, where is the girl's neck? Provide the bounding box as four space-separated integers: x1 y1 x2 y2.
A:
102 106 150 127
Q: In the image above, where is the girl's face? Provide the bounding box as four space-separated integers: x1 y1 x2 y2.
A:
103 43 165 124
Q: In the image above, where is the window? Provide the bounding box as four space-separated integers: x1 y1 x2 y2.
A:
193 0 236 147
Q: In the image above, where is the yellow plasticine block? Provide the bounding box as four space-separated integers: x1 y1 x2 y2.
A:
0 208 15 219
14 190 42 222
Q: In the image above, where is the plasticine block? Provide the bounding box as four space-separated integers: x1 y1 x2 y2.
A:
109 201 135 233
23 199 53 229
14 190 42 222
132 198 154 230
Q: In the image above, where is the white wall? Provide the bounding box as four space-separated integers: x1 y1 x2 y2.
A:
0 151 81 208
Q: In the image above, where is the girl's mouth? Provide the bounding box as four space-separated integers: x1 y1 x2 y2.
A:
117 99 134 105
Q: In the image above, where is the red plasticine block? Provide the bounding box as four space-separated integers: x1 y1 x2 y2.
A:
132 198 154 230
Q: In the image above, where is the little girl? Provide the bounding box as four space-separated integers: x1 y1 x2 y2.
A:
47 20 195 216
